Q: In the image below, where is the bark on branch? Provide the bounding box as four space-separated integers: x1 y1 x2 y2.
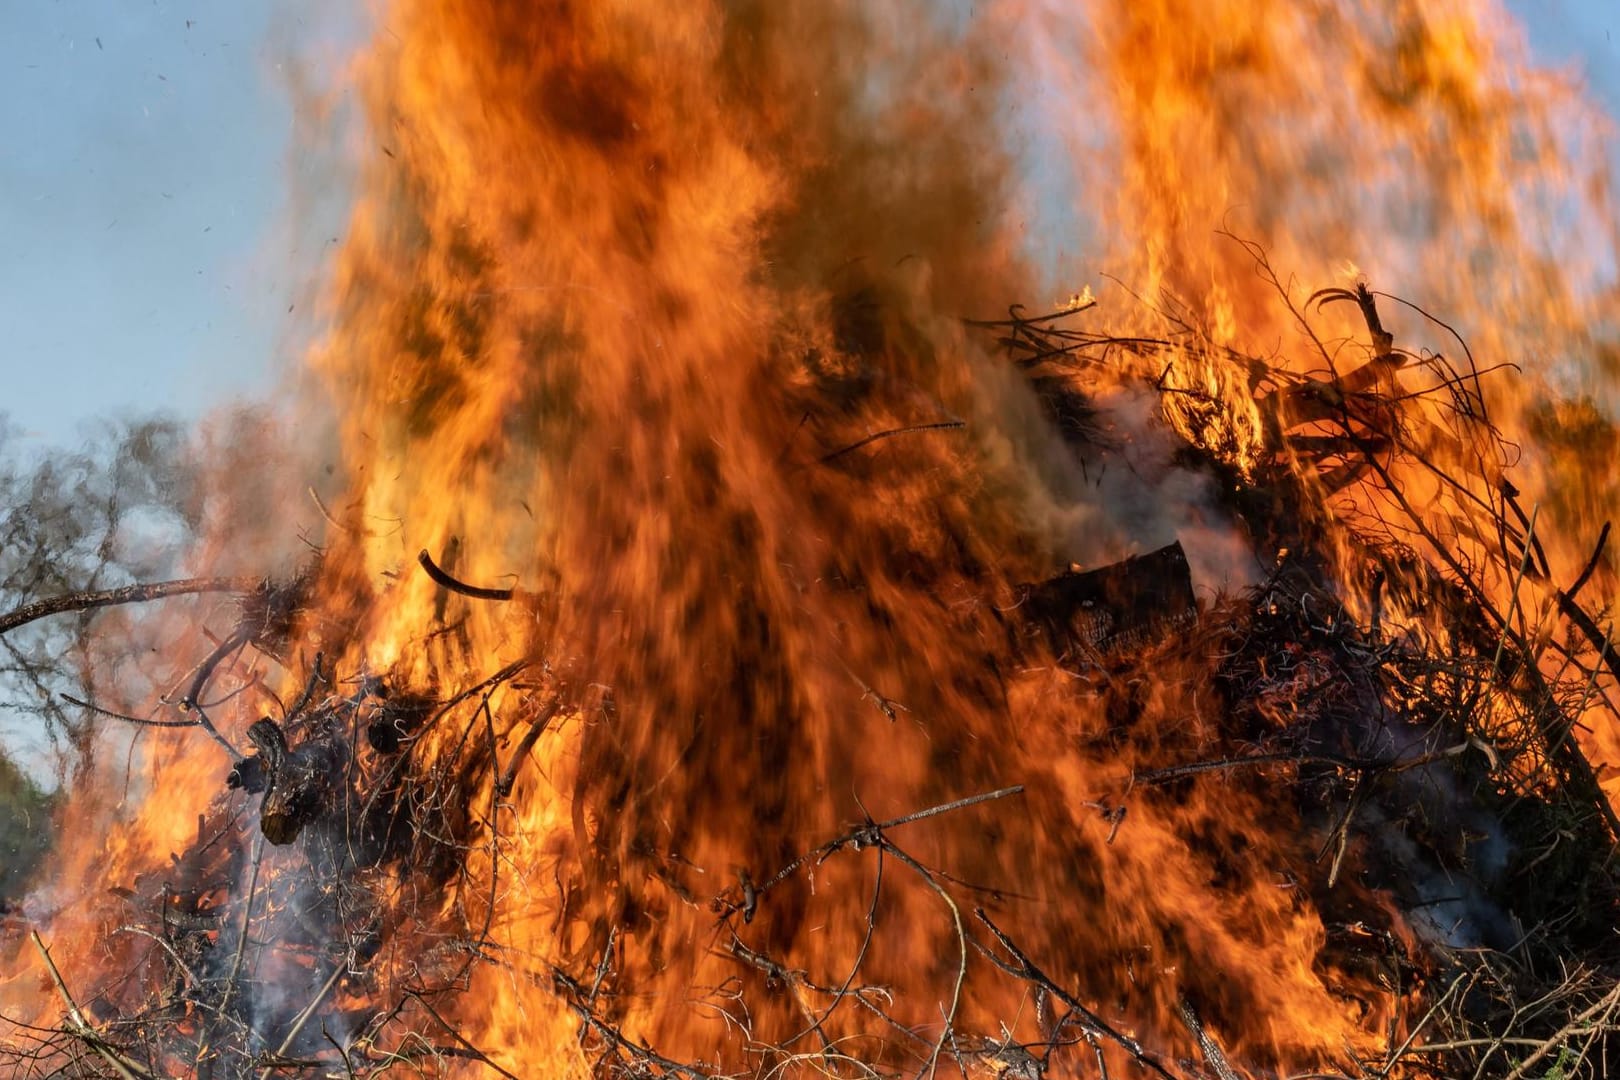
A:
0 576 262 637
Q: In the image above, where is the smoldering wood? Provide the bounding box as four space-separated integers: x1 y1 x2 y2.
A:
363 683 437 753
242 716 337 847
227 679 443 847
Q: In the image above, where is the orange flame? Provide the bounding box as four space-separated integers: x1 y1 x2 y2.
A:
7 1 1620 1077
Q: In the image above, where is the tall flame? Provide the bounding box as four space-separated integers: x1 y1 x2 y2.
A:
6 0 1620 1076
1064 0 1620 783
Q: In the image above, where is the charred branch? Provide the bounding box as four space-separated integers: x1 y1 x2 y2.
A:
182 626 251 710
237 716 339 846
1178 996 1240 1080
59 692 202 729
416 548 514 601
494 693 564 797
1568 522 1612 604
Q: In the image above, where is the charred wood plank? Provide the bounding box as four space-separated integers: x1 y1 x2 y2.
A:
1020 541 1195 656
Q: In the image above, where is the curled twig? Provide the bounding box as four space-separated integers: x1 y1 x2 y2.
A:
416 549 515 601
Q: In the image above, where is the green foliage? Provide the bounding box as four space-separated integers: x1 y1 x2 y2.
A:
0 748 53 902
1535 1045 1577 1080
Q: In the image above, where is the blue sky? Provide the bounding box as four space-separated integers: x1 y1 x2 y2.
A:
0 2 1616 451
0 1 355 449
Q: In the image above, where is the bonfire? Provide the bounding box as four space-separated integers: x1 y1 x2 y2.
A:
5 2 1620 1079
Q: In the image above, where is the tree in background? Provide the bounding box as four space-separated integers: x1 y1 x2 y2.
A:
0 416 202 904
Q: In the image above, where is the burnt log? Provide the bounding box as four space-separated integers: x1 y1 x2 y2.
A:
229 718 342 846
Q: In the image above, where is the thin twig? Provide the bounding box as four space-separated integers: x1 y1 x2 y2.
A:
874 786 1026 830
59 693 198 729
218 830 266 1023
974 910 1175 1080
882 843 967 1080
1501 981 1620 1080
182 627 250 709
257 964 345 1080
819 420 966 464
757 786 1024 896
549 969 713 1079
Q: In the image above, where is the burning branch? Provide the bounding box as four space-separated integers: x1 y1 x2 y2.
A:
29 931 154 1080
746 785 1025 902
550 968 720 1080
697 787 1053 1074
972 910 1175 1080
13 246 1620 1080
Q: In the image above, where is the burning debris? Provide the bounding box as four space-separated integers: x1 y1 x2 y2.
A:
6 1 1620 1078
4 275 1619 1078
